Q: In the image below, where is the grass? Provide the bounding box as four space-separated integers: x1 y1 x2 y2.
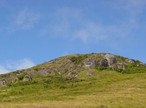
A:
0 70 146 108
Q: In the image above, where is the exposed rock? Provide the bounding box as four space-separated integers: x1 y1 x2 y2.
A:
67 72 78 79
126 59 135 64
84 56 111 68
105 54 117 66
23 75 32 81
84 64 91 69
37 68 49 76
0 80 6 86
67 72 72 78
117 63 125 70
84 57 97 68
98 59 108 67
140 62 146 66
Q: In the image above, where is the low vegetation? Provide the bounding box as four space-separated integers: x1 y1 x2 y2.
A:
0 53 146 108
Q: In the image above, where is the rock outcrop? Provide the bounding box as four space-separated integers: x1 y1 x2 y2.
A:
84 57 97 68
105 54 117 67
23 75 32 81
97 59 108 67
83 54 127 71
0 80 5 86
117 63 125 70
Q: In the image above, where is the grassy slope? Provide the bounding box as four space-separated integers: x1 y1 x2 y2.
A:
0 53 146 108
0 70 146 108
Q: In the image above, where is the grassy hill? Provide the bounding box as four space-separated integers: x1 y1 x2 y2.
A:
0 53 146 108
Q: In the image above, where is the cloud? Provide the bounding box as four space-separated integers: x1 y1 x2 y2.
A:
75 22 108 43
41 8 82 38
0 58 35 74
75 20 136 44
8 9 40 33
39 0 146 46
0 66 9 74
110 0 146 15
41 7 137 44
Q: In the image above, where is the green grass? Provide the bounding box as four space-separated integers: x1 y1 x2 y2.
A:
1 70 146 108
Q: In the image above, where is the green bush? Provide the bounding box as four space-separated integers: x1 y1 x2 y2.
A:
70 55 88 64
17 73 26 80
96 66 107 71
121 64 146 74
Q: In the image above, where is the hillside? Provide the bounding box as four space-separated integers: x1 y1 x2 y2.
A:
0 53 146 108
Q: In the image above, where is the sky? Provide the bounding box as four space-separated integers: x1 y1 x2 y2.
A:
0 0 146 74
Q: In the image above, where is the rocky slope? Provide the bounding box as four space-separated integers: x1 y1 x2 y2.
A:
0 53 146 87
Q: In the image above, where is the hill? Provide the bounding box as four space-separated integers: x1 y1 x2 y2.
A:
0 53 146 108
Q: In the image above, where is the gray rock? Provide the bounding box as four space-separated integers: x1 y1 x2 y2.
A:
105 54 117 66
67 72 78 79
84 57 97 68
0 80 6 86
37 68 49 76
117 63 125 70
23 75 32 81
84 57 109 68
98 59 108 67
126 59 135 64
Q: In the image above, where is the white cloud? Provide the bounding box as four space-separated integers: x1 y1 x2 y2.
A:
8 9 40 32
75 21 136 44
0 66 9 74
40 8 82 37
42 7 134 44
6 58 35 70
111 0 146 15
118 0 146 9
75 22 107 43
41 3 145 45
0 58 35 74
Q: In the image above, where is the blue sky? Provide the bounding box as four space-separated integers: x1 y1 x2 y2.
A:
0 0 146 73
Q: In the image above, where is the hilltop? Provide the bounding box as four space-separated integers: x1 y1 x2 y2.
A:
0 53 146 108
0 53 145 86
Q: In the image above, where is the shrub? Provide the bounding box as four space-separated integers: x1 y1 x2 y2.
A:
96 66 107 71
70 55 88 64
17 73 26 80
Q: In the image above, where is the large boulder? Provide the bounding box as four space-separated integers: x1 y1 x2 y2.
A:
84 57 109 68
105 54 117 67
84 57 97 68
95 59 108 67
98 59 108 67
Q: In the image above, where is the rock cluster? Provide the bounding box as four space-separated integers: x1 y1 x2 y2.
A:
105 54 117 67
84 54 125 71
